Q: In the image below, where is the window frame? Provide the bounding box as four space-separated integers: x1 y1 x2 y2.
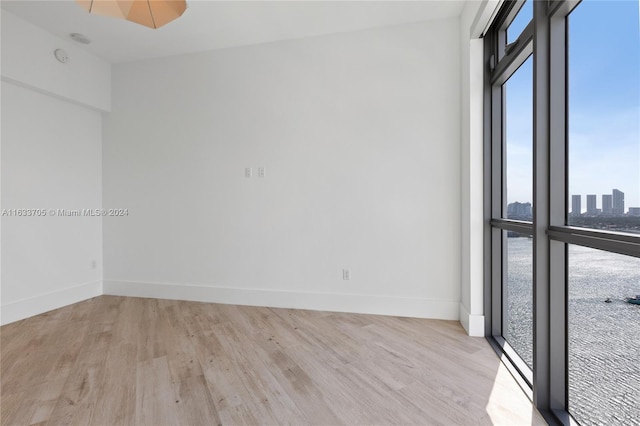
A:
484 0 536 397
484 0 640 424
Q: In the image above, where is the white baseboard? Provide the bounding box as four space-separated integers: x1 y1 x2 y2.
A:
459 302 485 337
1 280 102 325
104 280 460 320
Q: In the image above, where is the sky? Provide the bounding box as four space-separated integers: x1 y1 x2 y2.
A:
505 0 640 212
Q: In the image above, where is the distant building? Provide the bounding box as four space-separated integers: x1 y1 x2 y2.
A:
571 195 581 216
507 202 532 219
628 207 640 217
586 194 597 215
602 194 613 215
612 189 625 215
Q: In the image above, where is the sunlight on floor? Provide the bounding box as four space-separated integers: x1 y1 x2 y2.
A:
485 361 547 425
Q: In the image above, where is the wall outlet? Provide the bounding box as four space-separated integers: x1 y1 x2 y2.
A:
245 167 252 178
342 269 351 280
90 260 97 269
258 167 266 177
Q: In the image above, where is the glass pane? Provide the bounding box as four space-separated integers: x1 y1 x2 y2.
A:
503 231 533 369
506 1 532 44
568 0 640 234
568 245 640 425
504 56 533 220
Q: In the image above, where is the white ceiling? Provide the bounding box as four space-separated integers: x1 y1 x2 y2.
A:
1 0 465 64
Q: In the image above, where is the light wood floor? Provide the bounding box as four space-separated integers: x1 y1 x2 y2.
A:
1 296 546 425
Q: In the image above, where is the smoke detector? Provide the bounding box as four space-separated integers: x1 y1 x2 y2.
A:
54 49 70 63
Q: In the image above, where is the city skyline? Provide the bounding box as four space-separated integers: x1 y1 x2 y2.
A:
569 188 635 215
508 187 638 215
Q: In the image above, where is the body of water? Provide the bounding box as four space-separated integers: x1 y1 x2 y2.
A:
505 238 639 425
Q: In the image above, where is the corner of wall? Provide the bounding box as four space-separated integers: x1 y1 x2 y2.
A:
459 302 485 337
1 281 102 326
459 0 500 336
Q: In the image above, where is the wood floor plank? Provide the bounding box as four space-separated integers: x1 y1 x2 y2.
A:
134 356 179 426
1 296 546 426
210 320 307 424
89 342 137 426
0 391 28 426
172 375 221 426
45 328 112 426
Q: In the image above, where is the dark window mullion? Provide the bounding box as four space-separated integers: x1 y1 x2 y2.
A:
532 0 552 414
547 227 640 258
548 5 570 414
491 219 534 235
491 23 534 85
491 335 534 386
548 225 640 245
486 0 537 396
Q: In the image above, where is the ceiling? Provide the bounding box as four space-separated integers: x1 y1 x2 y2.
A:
1 0 465 64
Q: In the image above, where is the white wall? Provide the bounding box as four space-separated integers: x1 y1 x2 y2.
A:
0 11 107 324
1 82 103 324
103 19 463 319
